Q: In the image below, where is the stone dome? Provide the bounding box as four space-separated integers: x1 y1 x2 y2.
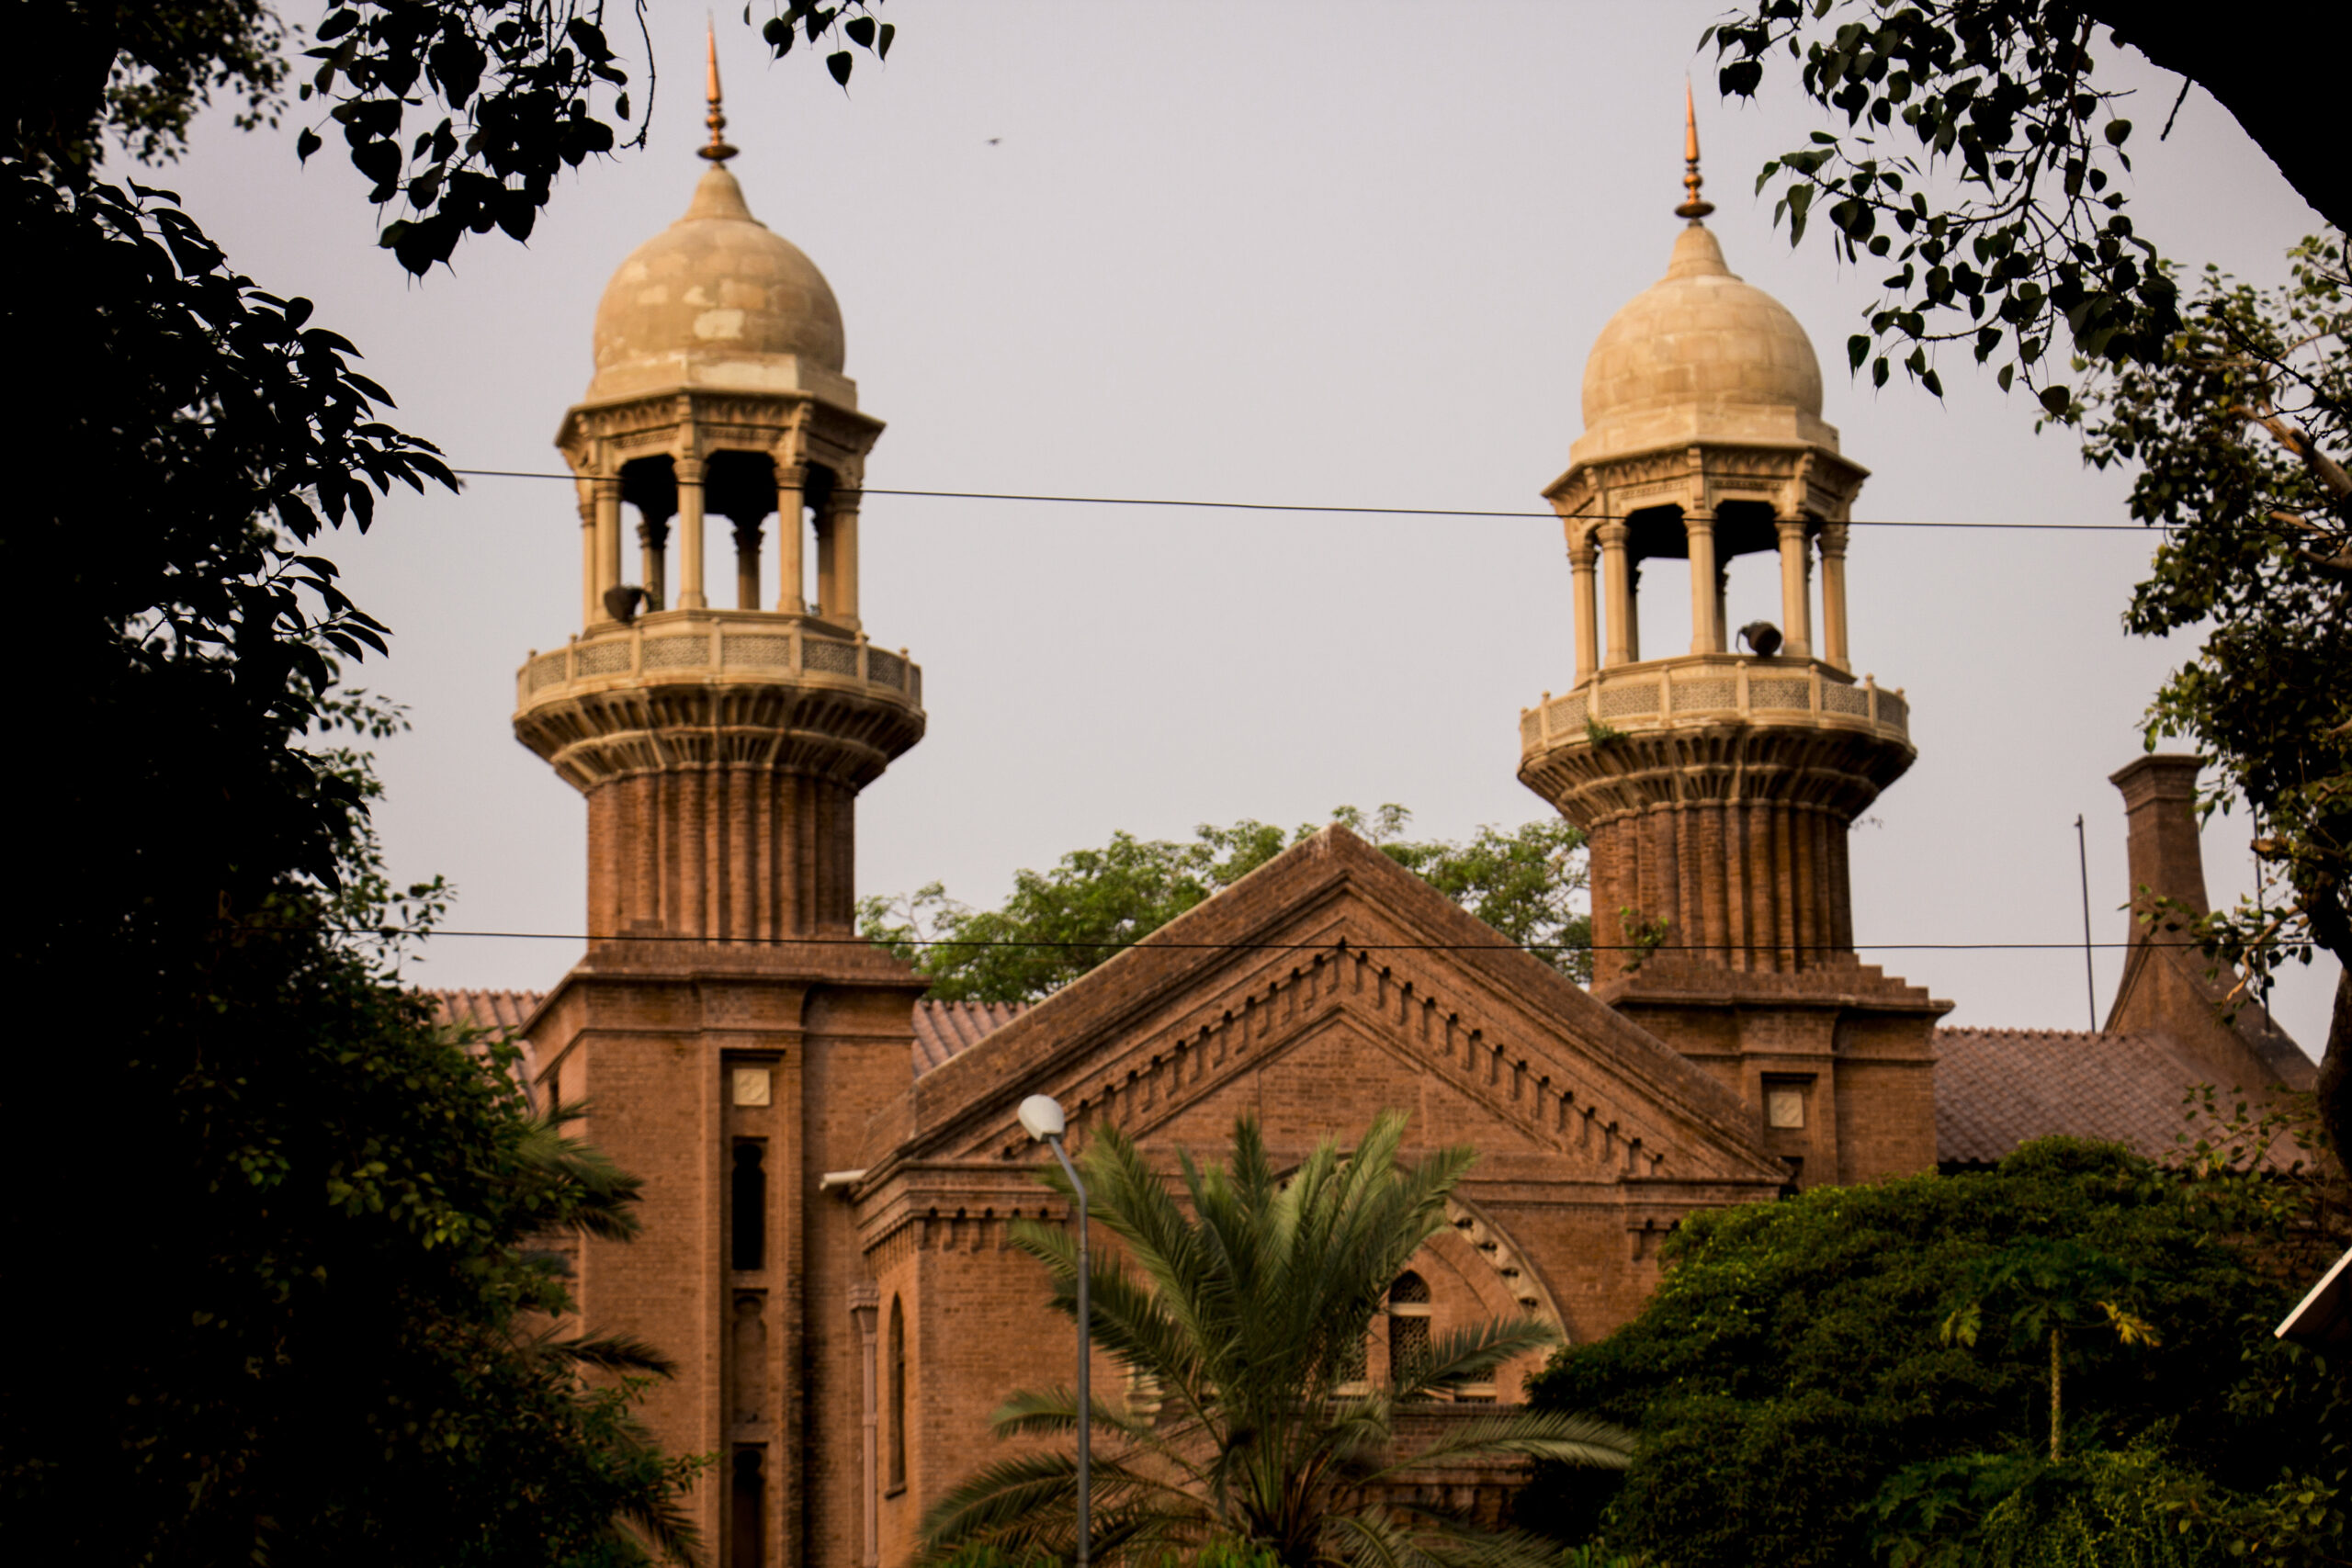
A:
587 164 850 403
1572 221 1837 463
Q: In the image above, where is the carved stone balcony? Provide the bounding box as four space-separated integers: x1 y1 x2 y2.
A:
513 608 925 792
1518 653 1915 828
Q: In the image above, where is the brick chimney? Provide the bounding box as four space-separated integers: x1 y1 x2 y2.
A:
2110 754 2209 928
2103 753 2314 1089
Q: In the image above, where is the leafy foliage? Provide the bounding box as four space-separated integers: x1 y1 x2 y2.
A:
1 14 752 1559
860 807 1590 1003
1521 1135 2347 1568
8 2 900 275
922 1114 1632 1568
2075 236 2352 1142
1706 0 2181 405
1868 1448 2222 1567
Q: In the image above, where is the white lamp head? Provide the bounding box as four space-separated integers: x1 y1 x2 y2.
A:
1017 1093 1068 1142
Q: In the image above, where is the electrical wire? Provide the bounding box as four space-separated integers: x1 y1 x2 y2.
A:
335 925 2312 955
445 468 2166 532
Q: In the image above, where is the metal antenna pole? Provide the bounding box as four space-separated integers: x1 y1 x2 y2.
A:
2075 815 2098 1031
1046 1135 1091 1568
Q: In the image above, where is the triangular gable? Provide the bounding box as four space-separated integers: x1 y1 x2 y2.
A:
881 826 1786 1187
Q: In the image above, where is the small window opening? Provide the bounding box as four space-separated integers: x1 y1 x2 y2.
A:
731 1448 766 1568
888 1296 908 1490
1388 1271 1432 1388
732 1142 766 1272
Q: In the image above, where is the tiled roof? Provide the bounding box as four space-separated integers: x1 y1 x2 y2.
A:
913 999 1025 1075
430 989 547 1097
434 989 544 1032
1933 1028 2198 1167
424 989 1022 1079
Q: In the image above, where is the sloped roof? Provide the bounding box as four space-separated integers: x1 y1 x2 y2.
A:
432 988 547 1097
425 995 2265 1171
888 826 1790 1187
1932 1028 2198 1166
912 999 1025 1074
427 988 1016 1079
434 989 543 1032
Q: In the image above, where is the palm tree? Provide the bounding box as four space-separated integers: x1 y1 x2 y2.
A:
922 1111 1632 1568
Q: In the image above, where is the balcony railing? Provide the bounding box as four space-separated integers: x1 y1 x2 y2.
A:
515 609 923 714
1519 653 1907 754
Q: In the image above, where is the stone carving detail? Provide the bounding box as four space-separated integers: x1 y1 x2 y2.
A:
1750 678 1811 711
1822 683 1871 716
643 634 711 670
866 649 907 690
724 634 796 670
803 638 859 676
1600 682 1660 717
1672 677 1736 711
577 641 632 677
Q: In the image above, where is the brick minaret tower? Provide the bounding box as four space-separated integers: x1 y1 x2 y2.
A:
515 43 925 1568
1517 99 1947 1186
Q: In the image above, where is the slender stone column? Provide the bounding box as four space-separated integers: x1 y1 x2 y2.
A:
637 511 671 612
734 519 763 611
822 488 862 629
1599 521 1635 668
776 463 807 614
594 477 624 618
850 1288 880 1568
676 456 708 610
577 482 599 628
1568 534 1600 682
1776 518 1814 659
1817 522 1850 671
1686 508 1722 654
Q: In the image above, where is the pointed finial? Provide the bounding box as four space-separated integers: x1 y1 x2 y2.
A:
700 19 739 164
1675 79 1714 221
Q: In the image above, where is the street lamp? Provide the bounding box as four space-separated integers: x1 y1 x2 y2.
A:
1018 1093 1089 1568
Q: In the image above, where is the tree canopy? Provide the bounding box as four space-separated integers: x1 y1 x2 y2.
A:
2 2 884 1558
1707 1 2346 403
858 808 1590 1004
1710 0 2352 1165
11 2 898 273
1521 1133 2348 1567
922 1113 1633 1568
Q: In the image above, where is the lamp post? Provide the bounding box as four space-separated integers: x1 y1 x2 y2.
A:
1018 1093 1089 1568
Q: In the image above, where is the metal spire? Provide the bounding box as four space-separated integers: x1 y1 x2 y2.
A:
1675 79 1714 220
700 19 739 164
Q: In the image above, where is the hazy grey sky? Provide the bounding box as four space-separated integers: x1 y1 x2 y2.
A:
154 2 2338 1047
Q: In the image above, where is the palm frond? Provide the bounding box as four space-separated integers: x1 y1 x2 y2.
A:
1357 1410 1634 1484
921 1447 1208 1560
1391 1318 1562 1403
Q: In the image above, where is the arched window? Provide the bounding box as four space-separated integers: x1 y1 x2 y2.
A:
732 1142 765 1272
888 1296 907 1490
1387 1272 1431 1387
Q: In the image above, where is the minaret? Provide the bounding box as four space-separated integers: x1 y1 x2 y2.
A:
1517 96 1947 1186
514 39 925 1568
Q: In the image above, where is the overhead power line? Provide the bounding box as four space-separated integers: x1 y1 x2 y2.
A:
341 925 2310 956
446 468 2164 533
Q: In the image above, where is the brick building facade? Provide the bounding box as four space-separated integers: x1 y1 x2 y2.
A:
442 96 2312 1568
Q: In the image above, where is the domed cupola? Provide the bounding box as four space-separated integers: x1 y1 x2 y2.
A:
1518 90 1918 994
588 162 850 402
1574 220 1836 465
519 32 922 945
1513 95 1946 1191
